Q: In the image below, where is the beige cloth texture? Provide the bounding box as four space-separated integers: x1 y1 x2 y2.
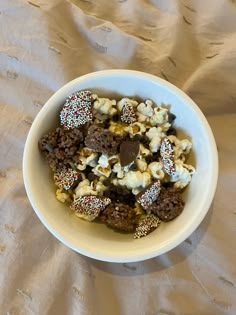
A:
0 0 236 314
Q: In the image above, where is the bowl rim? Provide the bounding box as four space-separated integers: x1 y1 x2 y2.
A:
23 69 219 262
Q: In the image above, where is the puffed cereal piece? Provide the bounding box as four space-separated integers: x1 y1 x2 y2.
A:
150 106 168 126
93 97 117 116
117 98 138 112
74 179 97 197
148 162 165 180
124 122 146 137
146 127 164 153
118 170 151 190
170 160 195 189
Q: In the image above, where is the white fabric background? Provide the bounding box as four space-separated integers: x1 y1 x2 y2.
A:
0 0 236 314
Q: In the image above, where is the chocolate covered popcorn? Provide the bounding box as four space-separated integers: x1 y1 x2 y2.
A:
39 90 195 238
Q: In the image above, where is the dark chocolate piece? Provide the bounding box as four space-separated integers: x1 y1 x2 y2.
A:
120 140 140 167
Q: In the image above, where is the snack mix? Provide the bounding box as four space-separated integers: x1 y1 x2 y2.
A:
39 90 195 238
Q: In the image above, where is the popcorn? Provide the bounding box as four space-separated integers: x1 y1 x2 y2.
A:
118 171 151 190
98 154 119 168
150 106 168 126
139 144 151 157
93 97 117 116
161 122 171 132
74 179 97 197
146 127 164 153
134 202 145 215
77 147 98 170
136 158 148 172
113 162 125 178
132 187 143 195
168 136 192 160
117 98 138 112
93 165 112 178
170 160 195 189
124 122 146 137
180 139 192 154
56 189 71 203
95 179 107 195
137 100 154 117
148 162 165 180
109 121 127 136
94 112 109 123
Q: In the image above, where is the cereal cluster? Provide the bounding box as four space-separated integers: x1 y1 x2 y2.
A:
39 91 195 238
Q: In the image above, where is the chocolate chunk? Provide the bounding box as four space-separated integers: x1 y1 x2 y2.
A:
103 185 135 206
140 135 150 146
87 173 97 181
167 127 177 136
151 186 184 221
112 114 119 122
133 134 142 142
136 180 161 209
103 179 110 186
168 113 176 123
120 140 140 167
129 162 138 171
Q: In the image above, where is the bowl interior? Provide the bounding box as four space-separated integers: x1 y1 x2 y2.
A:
23 70 218 262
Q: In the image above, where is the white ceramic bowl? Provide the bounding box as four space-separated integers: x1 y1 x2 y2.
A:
23 70 218 262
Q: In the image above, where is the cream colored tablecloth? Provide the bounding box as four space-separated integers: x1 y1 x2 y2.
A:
1 0 236 314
